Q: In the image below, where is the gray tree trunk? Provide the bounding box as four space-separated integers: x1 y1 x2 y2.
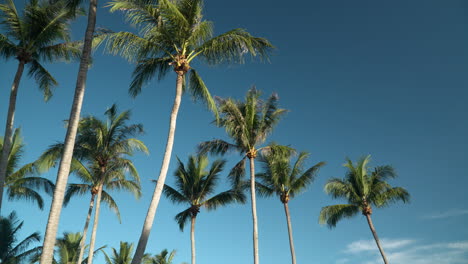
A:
39 0 98 263
249 157 260 264
191 216 196 264
283 202 296 264
87 186 103 264
0 60 25 214
77 194 96 264
131 73 184 264
365 214 389 264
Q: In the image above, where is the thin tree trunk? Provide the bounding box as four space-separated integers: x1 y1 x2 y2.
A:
39 0 98 263
77 194 96 264
191 216 196 264
0 61 25 214
249 157 260 264
283 202 296 264
365 214 389 264
87 186 103 264
131 73 184 264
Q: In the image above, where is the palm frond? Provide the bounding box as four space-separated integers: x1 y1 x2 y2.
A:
203 189 246 210
174 207 191 231
198 28 274 65
188 68 218 119
27 60 58 101
129 57 173 97
100 190 122 223
318 204 360 228
162 184 189 204
197 139 239 155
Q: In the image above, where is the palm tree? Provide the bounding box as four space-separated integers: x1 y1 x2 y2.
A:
38 105 147 264
103 242 135 264
1 129 54 210
144 249 185 264
102 1 273 262
255 145 325 264
198 88 287 264
0 211 41 264
66 158 140 264
39 0 103 259
163 155 245 264
319 156 410 264
0 0 80 214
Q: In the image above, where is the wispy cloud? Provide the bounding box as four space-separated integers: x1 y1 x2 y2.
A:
340 238 468 264
345 238 414 254
424 209 468 219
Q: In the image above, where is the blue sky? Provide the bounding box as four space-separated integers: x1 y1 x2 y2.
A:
1 0 468 263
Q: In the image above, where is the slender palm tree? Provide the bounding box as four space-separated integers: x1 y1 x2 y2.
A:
103 242 135 264
66 158 141 264
1 129 54 210
319 156 410 264
38 105 147 264
255 145 325 264
39 0 103 260
102 1 273 262
0 0 80 214
0 211 41 264
198 88 287 264
163 155 245 264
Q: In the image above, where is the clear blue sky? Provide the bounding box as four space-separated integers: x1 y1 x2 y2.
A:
1 0 468 263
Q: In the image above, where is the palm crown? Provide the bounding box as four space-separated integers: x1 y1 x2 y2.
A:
256 145 325 203
105 0 273 104
319 155 410 228
0 211 41 264
1 129 54 210
0 0 80 99
198 88 287 183
163 155 245 230
39 104 148 184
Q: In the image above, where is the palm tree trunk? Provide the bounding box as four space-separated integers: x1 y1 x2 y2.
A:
0 60 25 214
365 214 389 264
77 194 96 264
191 216 196 264
249 157 260 264
283 202 296 264
39 0 98 263
87 186 103 264
131 73 184 264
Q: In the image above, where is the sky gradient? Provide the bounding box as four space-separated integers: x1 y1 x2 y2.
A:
1 0 468 263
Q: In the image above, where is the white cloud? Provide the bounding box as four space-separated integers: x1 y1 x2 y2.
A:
345 238 414 254
424 209 468 219
340 238 468 264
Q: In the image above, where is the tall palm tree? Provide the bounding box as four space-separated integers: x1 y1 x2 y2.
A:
103 1 273 262
198 88 287 264
0 211 41 264
319 156 410 264
255 145 325 264
38 105 147 264
163 155 245 264
1 129 54 210
0 0 80 214
39 0 103 259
